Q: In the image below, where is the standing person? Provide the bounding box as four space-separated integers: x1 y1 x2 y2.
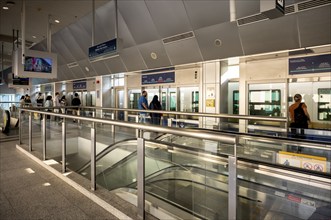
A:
149 95 162 125
289 94 311 136
71 93 81 123
36 92 44 108
53 92 61 122
44 96 53 119
60 95 67 114
19 96 25 108
138 91 148 123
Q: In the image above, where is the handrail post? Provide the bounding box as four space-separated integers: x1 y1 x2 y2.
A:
19 109 22 144
62 118 66 173
91 121 96 190
228 138 238 220
29 112 32 151
137 137 145 219
111 113 115 143
42 114 46 160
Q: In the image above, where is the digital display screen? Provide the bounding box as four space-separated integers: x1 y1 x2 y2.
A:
13 75 29 86
24 56 52 73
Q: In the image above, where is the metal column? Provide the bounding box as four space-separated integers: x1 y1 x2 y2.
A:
137 137 145 219
62 118 66 173
19 110 22 144
91 122 96 191
28 112 32 151
42 116 46 160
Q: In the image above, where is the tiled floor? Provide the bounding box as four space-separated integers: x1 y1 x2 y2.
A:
0 140 117 220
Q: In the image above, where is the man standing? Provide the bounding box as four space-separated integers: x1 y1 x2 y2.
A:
71 93 81 123
138 91 148 123
53 92 61 122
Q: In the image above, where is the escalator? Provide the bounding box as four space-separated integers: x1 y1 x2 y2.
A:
73 137 331 220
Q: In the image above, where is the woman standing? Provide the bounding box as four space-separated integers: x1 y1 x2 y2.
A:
289 94 311 135
149 95 162 125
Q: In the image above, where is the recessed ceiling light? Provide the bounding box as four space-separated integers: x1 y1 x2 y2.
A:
2 6 9 10
32 36 37 39
54 19 60 23
85 67 89 72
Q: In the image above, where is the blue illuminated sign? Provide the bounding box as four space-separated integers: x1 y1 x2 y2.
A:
88 38 117 59
142 72 175 85
289 54 331 75
73 81 87 90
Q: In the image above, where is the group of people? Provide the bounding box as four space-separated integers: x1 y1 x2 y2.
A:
138 91 163 125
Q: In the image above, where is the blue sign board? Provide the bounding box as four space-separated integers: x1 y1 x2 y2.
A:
88 38 117 59
73 81 87 90
289 54 331 75
142 72 175 85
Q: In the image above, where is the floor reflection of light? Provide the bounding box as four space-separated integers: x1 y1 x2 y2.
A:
43 182 51 186
25 168 35 174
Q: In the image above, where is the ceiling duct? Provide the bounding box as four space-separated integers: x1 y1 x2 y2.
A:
288 48 314 56
237 13 268 26
298 0 331 12
162 31 195 44
285 5 295 14
67 62 79 68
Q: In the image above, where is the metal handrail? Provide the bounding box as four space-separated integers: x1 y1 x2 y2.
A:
24 105 287 122
20 108 237 144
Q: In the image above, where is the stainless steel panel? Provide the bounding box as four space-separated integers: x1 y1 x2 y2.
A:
146 0 191 37
29 112 32 152
297 5 331 47
228 156 237 220
91 126 96 190
138 40 171 69
195 22 243 61
42 117 46 160
239 15 300 55
62 118 66 173
120 47 147 72
184 0 230 30
164 37 203 65
118 0 160 44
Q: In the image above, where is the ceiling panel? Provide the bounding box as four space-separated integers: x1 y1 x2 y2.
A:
120 47 147 72
235 0 260 19
184 0 230 30
51 42 69 66
58 65 73 81
103 56 127 74
70 65 87 79
77 60 97 77
67 22 92 58
195 22 243 61
118 0 160 44
52 34 76 64
117 12 136 49
145 0 191 37
95 2 116 45
90 60 111 75
297 6 331 48
138 40 172 70
164 38 203 65
56 27 87 61
239 15 300 55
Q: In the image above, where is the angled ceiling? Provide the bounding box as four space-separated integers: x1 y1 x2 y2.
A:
1 0 330 84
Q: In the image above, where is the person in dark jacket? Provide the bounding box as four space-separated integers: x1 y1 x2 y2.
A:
71 93 81 122
149 95 162 125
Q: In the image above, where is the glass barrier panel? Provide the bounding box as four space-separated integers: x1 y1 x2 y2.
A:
20 111 30 147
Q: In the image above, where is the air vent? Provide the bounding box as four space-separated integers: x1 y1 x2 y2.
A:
289 49 314 56
67 62 78 68
162 31 194 44
285 5 295 14
298 0 331 11
237 13 268 26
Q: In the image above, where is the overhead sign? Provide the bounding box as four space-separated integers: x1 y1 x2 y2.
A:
289 54 331 75
142 72 175 85
88 38 117 60
73 80 87 90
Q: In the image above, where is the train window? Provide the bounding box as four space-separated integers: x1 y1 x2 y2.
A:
248 90 281 116
318 88 331 121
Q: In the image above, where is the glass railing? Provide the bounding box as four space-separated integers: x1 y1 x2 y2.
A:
18 107 331 220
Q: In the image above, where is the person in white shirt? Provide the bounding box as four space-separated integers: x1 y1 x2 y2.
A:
53 92 61 121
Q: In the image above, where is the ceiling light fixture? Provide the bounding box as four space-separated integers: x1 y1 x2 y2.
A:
2 6 9 10
54 19 60 23
32 36 37 39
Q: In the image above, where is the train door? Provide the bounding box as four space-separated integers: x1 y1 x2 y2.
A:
161 87 177 111
116 88 125 120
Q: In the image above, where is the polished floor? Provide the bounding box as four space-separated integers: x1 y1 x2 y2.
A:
0 140 118 220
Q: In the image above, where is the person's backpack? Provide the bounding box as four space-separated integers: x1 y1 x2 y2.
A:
294 103 308 124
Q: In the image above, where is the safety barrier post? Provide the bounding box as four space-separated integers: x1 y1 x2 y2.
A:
91 121 96 190
28 112 32 151
137 136 145 219
62 118 66 173
111 113 115 143
42 114 46 160
19 110 22 144
228 138 238 220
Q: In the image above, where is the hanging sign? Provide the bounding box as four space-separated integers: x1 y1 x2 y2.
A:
88 38 117 60
289 54 331 75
